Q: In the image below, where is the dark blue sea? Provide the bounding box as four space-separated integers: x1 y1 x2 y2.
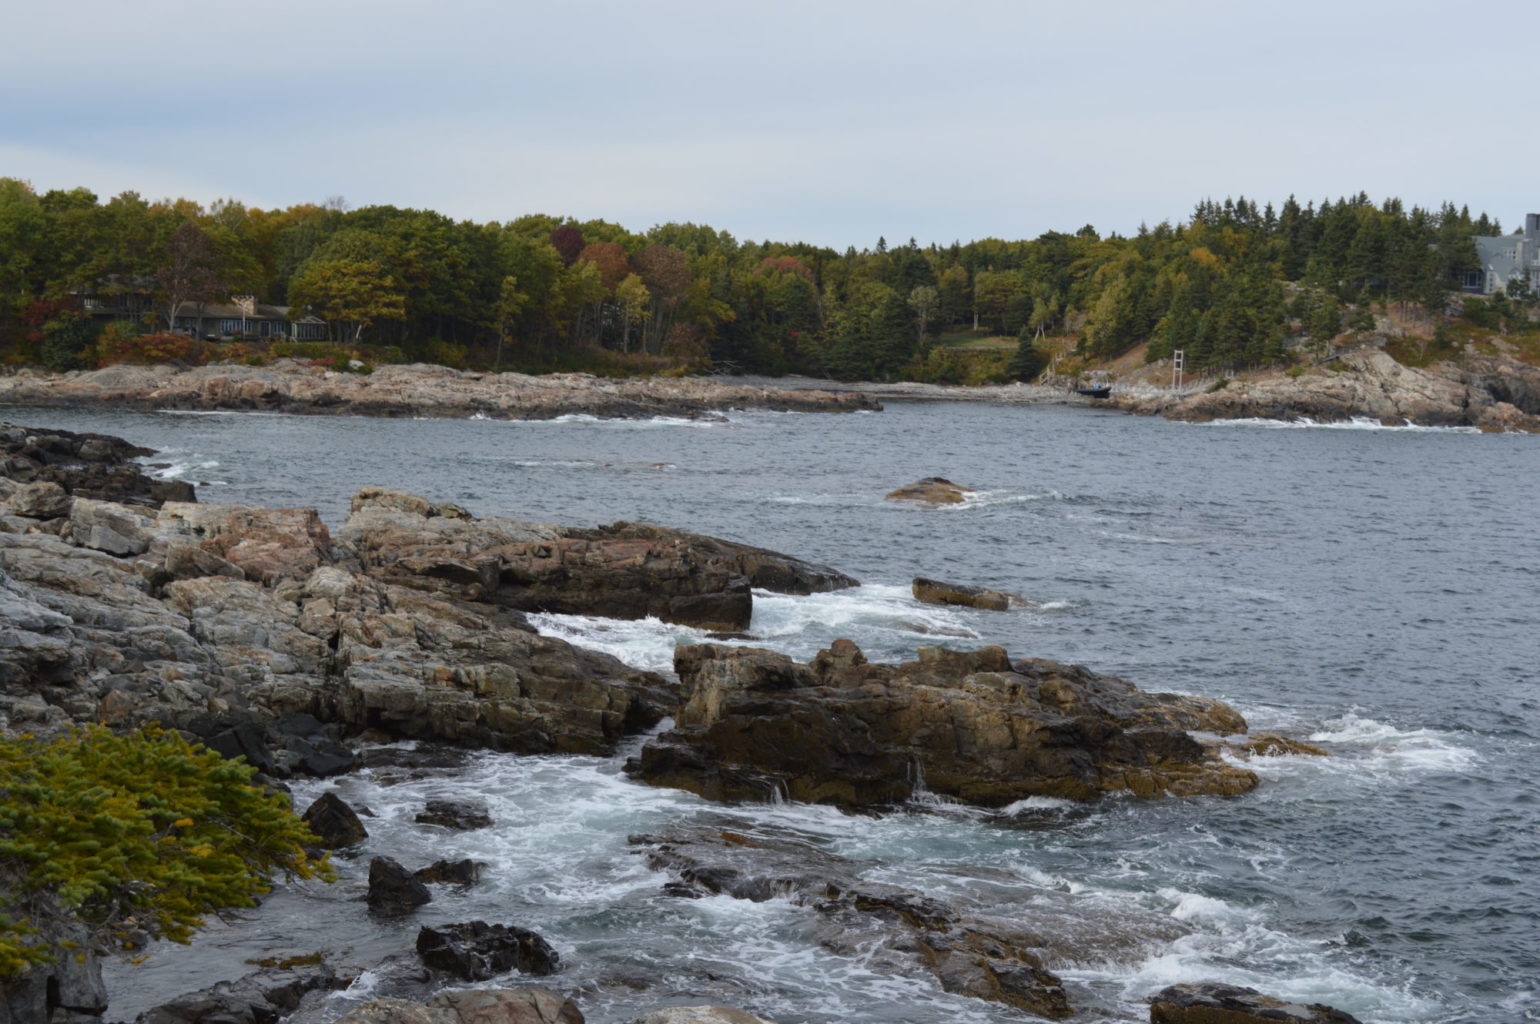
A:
7 399 1537 1024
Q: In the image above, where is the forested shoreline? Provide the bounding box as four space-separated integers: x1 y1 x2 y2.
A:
0 179 1527 382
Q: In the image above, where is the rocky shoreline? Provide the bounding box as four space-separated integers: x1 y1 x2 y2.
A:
3 348 1537 432
1 421 1353 1024
0 363 880 421
1111 348 1540 431
769 348 1540 431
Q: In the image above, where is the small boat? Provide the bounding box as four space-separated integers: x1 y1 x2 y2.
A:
1074 385 1112 399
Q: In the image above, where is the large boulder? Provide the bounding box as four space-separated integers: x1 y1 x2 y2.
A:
427 987 583 1024
1149 983 1364 1024
301 791 369 848
415 859 484 886
628 641 1258 806
368 857 433 915
912 577 1021 611
156 503 334 586
566 522 858 596
885 477 972 504
329 580 675 754
333 1000 457 1024
416 922 560 981
342 490 855 630
133 963 342 1024
634 826 1069 1019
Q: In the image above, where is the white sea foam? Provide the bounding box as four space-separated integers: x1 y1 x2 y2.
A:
1158 887 1258 928
524 611 720 675
750 584 984 653
1062 899 1443 1024
526 584 1002 675
1199 415 1480 433
998 795 1079 815
1307 712 1480 773
143 457 223 483
514 412 727 428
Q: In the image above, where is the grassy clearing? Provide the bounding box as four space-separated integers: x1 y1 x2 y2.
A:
933 328 1016 350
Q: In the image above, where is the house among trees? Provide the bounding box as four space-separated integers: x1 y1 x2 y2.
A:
1466 214 1540 295
75 281 327 340
170 296 327 341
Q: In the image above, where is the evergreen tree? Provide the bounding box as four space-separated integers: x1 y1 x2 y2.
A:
1007 329 1046 381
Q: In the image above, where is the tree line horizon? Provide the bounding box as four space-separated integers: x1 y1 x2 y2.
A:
0 178 1516 382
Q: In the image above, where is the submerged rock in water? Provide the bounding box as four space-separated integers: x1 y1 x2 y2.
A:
301 791 369 848
1148 982 1365 1024
911 577 1022 611
134 962 343 1024
368 857 433 915
415 798 493 830
416 922 560 981
631 826 1070 1019
628 640 1258 806
884 477 972 504
415 859 485 886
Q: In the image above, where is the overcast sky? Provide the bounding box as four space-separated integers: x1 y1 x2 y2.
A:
4 0 1536 248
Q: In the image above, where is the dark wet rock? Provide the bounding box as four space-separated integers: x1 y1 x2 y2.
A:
416 798 493 830
301 791 369 848
179 709 284 776
884 477 972 504
631 1009 777 1024
343 490 854 631
632 826 1069 1018
427 987 584 1024
415 859 485 885
0 421 193 509
415 922 560 981
1148 982 1365 1024
271 712 357 776
133 963 342 1024
628 641 1258 807
369 857 433 915
567 522 858 596
911 577 1021 611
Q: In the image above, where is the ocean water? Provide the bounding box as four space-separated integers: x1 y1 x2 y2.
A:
6 400 1537 1024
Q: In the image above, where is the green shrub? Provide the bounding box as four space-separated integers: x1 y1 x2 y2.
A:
0 726 331 976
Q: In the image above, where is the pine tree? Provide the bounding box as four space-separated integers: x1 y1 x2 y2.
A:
1007 329 1046 381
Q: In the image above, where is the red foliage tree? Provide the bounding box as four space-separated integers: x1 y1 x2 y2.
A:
549 225 586 265
578 241 632 292
755 255 814 282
